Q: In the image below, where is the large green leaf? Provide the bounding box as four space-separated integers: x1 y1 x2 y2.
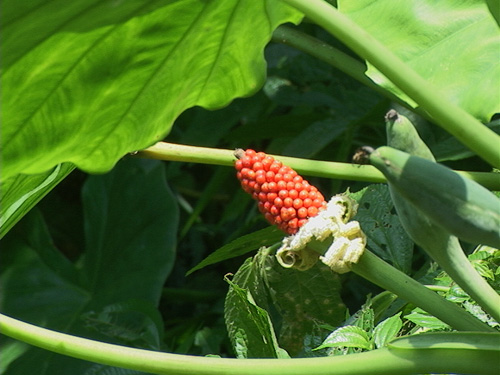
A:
1 0 302 180
338 0 500 122
80 158 178 307
0 158 179 374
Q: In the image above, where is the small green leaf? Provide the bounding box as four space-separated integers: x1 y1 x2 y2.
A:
405 308 450 331
186 227 283 275
224 259 286 359
372 313 403 349
316 326 372 351
350 304 375 333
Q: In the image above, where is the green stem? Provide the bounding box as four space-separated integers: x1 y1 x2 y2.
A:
271 26 430 121
307 242 493 332
428 235 500 322
136 142 500 190
271 26 380 96
0 314 497 375
280 0 500 168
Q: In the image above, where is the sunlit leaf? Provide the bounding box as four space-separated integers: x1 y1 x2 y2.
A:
339 0 500 122
316 325 372 351
2 0 302 179
372 313 402 348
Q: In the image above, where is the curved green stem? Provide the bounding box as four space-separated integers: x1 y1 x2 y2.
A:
1 314 497 375
428 235 500 322
279 0 500 168
271 26 430 122
136 142 500 190
271 26 381 97
307 242 494 332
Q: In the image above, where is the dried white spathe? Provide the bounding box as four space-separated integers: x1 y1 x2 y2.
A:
276 195 366 273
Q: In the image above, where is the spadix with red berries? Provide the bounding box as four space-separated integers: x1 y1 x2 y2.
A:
234 149 327 234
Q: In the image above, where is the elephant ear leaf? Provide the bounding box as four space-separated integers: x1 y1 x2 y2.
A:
1 0 302 180
0 0 301 237
339 0 500 122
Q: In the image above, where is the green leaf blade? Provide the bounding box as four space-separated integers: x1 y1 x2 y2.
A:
224 257 286 359
2 0 302 179
339 0 500 122
372 313 402 349
187 227 284 275
349 185 414 273
316 326 372 351
0 163 75 239
81 158 179 306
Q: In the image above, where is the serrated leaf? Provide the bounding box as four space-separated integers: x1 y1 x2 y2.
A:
405 308 450 331
372 313 403 349
350 185 413 273
339 0 500 122
316 325 372 351
2 0 302 179
187 226 283 275
224 258 285 359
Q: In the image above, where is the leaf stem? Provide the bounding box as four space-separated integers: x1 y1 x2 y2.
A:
136 142 500 190
279 0 500 167
271 26 430 121
0 314 497 375
427 236 500 323
306 242 494 332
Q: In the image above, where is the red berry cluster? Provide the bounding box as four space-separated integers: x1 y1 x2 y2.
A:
235 149 327 235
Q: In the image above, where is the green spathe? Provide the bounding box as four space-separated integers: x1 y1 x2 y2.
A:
370 146 500 248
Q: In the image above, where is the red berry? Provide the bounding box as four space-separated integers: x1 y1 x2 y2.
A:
235 149 326 235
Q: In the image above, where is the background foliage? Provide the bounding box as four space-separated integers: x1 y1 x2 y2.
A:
1 0 499 374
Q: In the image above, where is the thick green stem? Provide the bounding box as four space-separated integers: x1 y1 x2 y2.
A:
428 236 500 322
307 242 493 332
136 142 500 190
0 314 497 375
280 0 500 168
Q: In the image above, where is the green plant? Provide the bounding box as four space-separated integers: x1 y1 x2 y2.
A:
1 1 499 375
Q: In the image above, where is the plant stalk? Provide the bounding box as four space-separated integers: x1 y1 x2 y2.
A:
272 26 431 122
0 314 497 375
280 0 500 168
136 142 500 190
307 242 494 332
427 235 500 322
